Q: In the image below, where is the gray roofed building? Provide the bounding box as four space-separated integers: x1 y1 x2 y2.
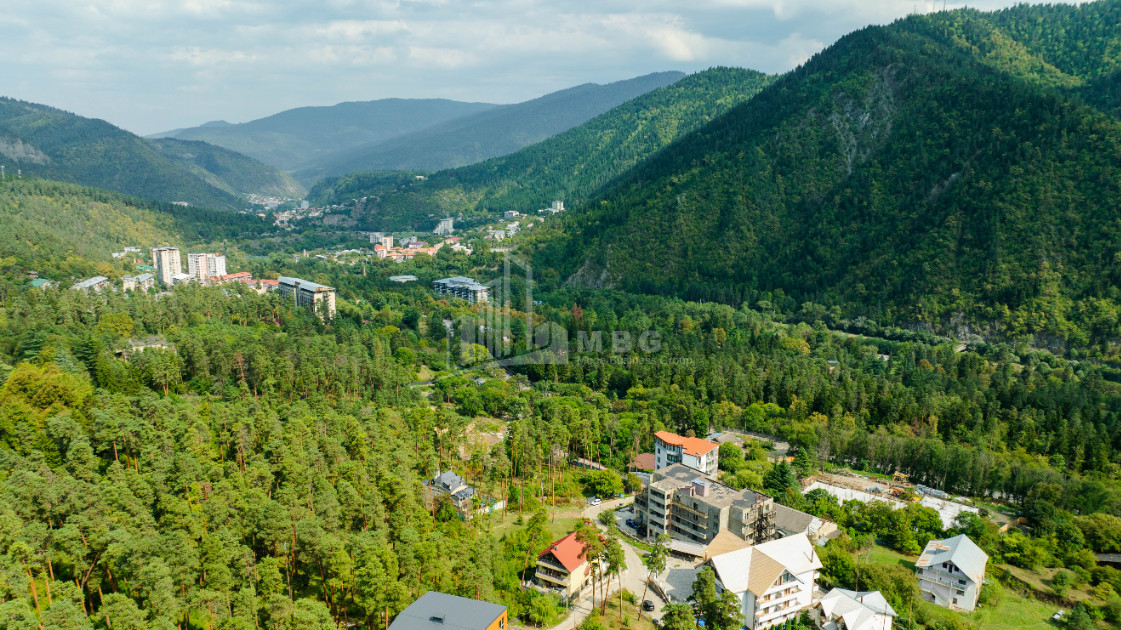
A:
424 470 477 517
915 534 988 611
817 588 897 630
72 276 109 292
773 503 839 541
389 591 507 630
433 276 489 304
278 276 337 319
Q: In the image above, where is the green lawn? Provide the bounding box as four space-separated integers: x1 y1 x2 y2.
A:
863 544 916 570
959 588 1058 629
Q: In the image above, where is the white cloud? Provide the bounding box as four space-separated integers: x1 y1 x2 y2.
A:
0 0 1086 134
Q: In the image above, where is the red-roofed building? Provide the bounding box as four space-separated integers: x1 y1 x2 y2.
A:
655 431 719 476
257 279 280 293
629 453 656 472
217 271 253 285
535 531 602 597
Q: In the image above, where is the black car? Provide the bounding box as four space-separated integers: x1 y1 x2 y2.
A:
642 601 655 612
626 518 637 528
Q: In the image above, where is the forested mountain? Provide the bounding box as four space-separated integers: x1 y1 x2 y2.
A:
529 1 1121 351
308 68 771 228
0 98 291 208
0 178 267 282
147 137 305 198
294 72 686 182
156 99 498 171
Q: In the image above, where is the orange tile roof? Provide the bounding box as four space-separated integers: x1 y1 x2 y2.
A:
655 431 719 457
539 531 593 573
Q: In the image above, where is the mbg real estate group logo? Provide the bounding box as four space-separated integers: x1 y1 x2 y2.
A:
443 254 667 375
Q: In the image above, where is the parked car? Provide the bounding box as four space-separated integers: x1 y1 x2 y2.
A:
642 600 655 612
626 518 637 528
589 497 602 506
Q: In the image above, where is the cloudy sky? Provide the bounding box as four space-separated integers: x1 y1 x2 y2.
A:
0 0 1079 135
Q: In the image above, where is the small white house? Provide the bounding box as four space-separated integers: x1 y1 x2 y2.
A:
915 534 988 611
708 532 823 629
818 589 896 630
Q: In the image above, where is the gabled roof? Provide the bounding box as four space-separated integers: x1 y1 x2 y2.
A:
915 534 988 584
819 589 897 630
705 529 751 559
655 431 719 457
539 531 594 573
389 591 505 630
709 533 823 596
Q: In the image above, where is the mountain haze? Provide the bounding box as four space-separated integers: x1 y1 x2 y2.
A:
157 99 498 171
309 68 772 228
0 98 295 208
532 1 1121 346
294 72 687 182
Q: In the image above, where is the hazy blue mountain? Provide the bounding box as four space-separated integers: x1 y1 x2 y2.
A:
147 137 306 198
294 72 687 182
157 99 498 170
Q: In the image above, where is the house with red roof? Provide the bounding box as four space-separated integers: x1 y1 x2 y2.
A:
654 431 720 476
535 531 602 598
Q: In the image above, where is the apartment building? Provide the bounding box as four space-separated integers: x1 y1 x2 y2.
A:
709 533 823 629
389 592 507 630
654 431 719 476
434 218 455 235
151 247 181 286
634 463 775 546
278 276 337 319
915 534 988 611
433 276 489 304
187 253 227 283
122 273 155 292
72 276 109 293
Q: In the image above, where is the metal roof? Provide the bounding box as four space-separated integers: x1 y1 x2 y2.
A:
278 276 335 292
915 534 988 584
389 592 505 630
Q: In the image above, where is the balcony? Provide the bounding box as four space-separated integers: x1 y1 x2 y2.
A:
917 570 969 590
755 599 804 622
536 558 571 575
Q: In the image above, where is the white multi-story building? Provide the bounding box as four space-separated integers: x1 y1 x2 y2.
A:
654 431 719 476
708 533 823 629
151 247 181 286
278 276 337 319
188 253 227 282
434 218 455 235
915 534 988 611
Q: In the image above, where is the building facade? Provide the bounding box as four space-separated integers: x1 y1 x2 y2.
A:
433 276 489 304
634 463 775 545
187 253 227 282
654 431 719 475
123 273 155 292
278 276 337 319
151 247 181 286
434 218 455 235
709 533 823 629
915 534 988 611
72 276 109 292
535 531 601 598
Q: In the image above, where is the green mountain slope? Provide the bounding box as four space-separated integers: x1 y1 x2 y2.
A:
308 68 771 228
148 137 306 198
158 98 497 170
532 1 1121 348
294 72 687 182
0 98 259 208
0 178 265 282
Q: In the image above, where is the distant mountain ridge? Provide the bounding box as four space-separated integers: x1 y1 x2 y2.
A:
0 98 298 208
308 67 772 229
293 72 687 182
531 1 1121 346
155 99 498 171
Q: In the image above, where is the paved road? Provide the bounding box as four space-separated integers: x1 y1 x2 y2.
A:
582 499 669 621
